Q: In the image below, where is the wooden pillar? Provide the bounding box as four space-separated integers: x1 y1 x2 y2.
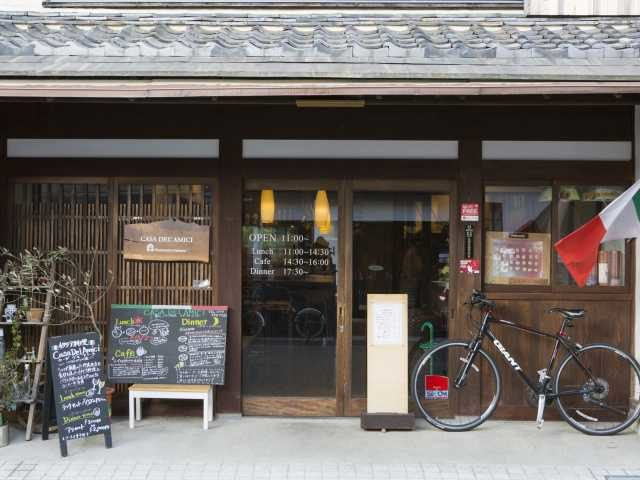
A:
634 106 640 402
453 139 483 337
215 137 243 413
453 139 483 414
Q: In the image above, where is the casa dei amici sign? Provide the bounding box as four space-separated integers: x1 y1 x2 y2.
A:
123 219 210 263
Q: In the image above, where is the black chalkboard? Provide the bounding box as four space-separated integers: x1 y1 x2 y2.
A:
47 332 112 457
107 305 228 385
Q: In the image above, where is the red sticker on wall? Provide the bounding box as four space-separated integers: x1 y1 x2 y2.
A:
460 203 480 222
459 259 480 275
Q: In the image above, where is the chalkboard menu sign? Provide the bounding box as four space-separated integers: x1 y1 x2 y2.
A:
108 305 228 385
47 332 112 457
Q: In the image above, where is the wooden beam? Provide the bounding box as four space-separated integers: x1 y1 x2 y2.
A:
3 80 640 98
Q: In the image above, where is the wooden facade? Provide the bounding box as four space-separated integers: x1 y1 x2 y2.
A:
0 101 634 418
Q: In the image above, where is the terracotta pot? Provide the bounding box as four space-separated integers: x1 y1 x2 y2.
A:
106 387 116 417
0 424 8 448
26 308 44 323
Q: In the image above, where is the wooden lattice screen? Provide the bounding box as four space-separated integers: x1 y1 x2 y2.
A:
8 182 111 344
116 183 214 306
7 180 215 393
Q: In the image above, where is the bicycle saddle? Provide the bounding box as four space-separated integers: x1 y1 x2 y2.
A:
548 307 585 319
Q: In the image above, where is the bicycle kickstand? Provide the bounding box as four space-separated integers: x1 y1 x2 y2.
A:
535 395 546 429
536 369 550 429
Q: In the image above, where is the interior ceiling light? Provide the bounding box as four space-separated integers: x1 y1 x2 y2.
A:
260 189 275 224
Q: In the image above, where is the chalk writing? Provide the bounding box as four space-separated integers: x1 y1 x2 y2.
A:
108 305 227 385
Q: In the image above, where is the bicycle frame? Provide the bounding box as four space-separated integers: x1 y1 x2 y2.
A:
456 306 598 400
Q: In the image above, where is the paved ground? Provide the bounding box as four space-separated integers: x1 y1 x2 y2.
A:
1 416 640 480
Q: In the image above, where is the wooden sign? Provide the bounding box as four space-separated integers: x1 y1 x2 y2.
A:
46 332 112 457
485 231 551 285
108 305 228 385
361 294 414 431
123 220 209 262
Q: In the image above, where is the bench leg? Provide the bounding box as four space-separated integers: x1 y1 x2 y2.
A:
129 393 135 429
203 397 208 430
208 386 214 422
136 397 142 421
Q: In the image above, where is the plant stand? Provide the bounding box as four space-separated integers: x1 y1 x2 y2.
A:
0 267 56 441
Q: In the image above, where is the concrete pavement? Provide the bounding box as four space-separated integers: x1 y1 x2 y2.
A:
1 416 639 479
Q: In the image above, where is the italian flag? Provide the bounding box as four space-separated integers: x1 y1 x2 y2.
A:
555 180 640 287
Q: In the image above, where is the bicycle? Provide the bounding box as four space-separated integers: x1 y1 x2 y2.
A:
411 290 640 435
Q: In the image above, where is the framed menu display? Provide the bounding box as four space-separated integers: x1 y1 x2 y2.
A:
485 232 551 286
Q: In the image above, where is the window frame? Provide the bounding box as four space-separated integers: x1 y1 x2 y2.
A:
483 180 633 295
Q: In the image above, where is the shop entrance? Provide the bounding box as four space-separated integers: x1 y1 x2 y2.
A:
241 180 452 416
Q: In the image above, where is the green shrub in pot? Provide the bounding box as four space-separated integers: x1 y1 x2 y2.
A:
0 353 19 447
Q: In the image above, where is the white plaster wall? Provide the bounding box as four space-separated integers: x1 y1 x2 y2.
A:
526 0 640 15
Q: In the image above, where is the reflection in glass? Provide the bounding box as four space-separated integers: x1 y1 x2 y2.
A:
557 185 626 287
351 192 450 398
242 190 338 397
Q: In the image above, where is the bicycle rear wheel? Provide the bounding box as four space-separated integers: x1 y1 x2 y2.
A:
411 341 501 432
554 344 640 435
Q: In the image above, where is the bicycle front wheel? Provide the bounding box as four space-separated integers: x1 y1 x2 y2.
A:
555 344 640 435
411 341 501 432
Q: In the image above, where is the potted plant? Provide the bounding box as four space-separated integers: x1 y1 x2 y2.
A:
0 354 19 447
105 385 116 417
16 298 43 323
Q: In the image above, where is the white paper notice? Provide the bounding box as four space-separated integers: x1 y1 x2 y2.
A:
372 303 403 346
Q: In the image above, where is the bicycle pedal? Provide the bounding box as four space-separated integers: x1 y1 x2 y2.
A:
536 395 546 429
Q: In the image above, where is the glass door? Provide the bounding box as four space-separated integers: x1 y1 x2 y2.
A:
241 182 341 415
349 185 451 415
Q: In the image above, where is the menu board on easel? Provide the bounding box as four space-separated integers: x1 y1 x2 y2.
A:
107 305 228 385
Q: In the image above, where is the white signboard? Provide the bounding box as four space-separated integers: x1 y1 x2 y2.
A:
366 294 408 414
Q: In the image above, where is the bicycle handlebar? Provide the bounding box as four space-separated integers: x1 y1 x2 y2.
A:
466 289 496 309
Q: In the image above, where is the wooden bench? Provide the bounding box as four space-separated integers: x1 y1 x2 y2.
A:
128 384 214 430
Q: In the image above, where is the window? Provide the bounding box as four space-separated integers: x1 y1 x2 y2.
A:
557 186 626 287
484 186 551 286
484 184 628 289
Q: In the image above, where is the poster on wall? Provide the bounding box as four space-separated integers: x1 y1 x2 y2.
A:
485 232 551 285
123 219 210 262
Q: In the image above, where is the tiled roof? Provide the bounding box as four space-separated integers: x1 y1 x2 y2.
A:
1 12 640 79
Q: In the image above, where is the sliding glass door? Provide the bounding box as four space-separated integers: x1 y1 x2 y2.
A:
348 183 451 415
241 180 452 416
241 182 341 415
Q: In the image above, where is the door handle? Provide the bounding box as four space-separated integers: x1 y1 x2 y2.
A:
338 305 344 333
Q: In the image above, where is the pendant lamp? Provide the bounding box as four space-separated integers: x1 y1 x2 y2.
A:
260 189 275 224
315 190 332 234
